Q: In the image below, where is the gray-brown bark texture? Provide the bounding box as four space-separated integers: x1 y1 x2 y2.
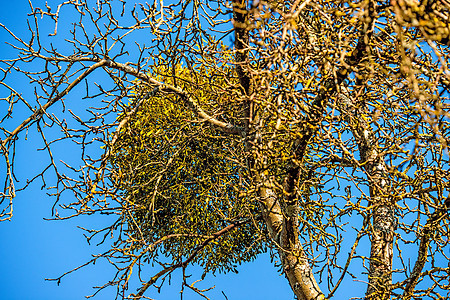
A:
233 2 324 299
232 2 384 299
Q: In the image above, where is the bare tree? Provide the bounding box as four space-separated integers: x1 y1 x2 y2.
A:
1 0 450 299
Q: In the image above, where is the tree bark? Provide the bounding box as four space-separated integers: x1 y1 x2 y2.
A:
338 90 395 299
232 2 324 298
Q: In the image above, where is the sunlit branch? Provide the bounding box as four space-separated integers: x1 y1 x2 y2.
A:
103 59 245 136
1 59 108 148
402 195 450 299
131 218 249 299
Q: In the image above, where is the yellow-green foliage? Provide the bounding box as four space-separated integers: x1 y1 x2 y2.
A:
109 59 265 274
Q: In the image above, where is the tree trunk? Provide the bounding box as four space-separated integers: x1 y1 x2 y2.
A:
258 175 325 300
340 92 395 299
